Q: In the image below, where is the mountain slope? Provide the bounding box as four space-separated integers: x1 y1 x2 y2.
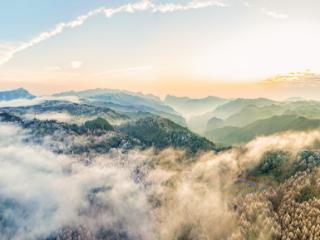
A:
0 111 217 154
205 115 320 145
188 98 275 133
120 116 218 153
165 95 228 116
1 100 128 125
214 104 284 128
206 117 224 130
212 98 276 119
0 88 35 101
206 100 320 132
55 88 186 126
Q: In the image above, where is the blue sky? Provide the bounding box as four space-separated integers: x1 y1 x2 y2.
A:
0 0 133 40
1 0 320 98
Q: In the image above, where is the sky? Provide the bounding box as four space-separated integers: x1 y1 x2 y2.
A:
0 0 320 99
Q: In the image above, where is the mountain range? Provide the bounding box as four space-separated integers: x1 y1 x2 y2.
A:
205 114 320 145
2 88 320 147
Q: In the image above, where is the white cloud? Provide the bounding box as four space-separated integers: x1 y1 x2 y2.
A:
1 120 320 238
70 61 83 69
0 96 80 108
0 42 23 62
46 61 83 71
0 0 228 67
0 124 154 239
262 70 320 87
25 112 74 123
261 8 288 19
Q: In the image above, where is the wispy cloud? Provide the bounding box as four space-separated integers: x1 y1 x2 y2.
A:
0 0 227 67
0 96 80 108
261 8 288 19
261 70 320 87
0 42 23 63
46 60 83 72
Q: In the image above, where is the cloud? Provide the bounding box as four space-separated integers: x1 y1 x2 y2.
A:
46 61 83 72
0 96 80 108
261 8 288 19
0 0 228 67
70 61 83 69
146 129 320 239
25 112 74 123
261 70 320 88
0 123 154 239
0 42 23 63
2 116 320 239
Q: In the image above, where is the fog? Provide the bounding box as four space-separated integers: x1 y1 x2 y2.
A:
0 124 153 239
0 96 79 108
1 123 320 239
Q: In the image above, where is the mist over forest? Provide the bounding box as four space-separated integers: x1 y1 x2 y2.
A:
0 88 320 239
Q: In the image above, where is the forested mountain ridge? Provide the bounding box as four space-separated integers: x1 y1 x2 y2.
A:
205 114 320 145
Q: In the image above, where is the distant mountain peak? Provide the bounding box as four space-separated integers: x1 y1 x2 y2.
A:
55 88 160 101
0 88 35 101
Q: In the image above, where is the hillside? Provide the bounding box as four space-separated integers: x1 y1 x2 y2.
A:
205 114 320 145
55 89 186 126
220 104 284 128
165 95 228 116
206 117 224 130
212 98 276 119
205 100 320 133
120 116 218 153
188 98 275 133
0 111 216 154
1 100 128 124
0 88 35 101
